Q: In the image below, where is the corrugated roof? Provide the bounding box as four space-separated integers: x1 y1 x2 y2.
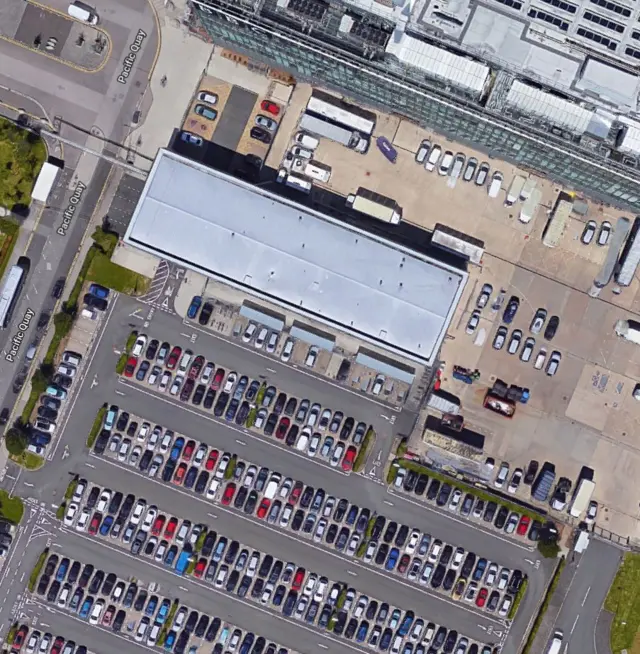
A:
618 117 640 156
386 31 490 95
124 150 467 365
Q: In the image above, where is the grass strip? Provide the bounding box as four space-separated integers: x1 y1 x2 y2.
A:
194 529 207 553
225 456 237 480
522 558 566 654
9 451 44 470
356 540 367 558
87 251 150 295
64 477 78 501
28 550 48 592
86 405 107 448
604 553 640 652
0 490 24 524
509 577 529 620
115 352 127 375
6 623 17 645
56 503 66 520
158 601 179 646
0 218 20 282
21 367 49 423
353 428 374 473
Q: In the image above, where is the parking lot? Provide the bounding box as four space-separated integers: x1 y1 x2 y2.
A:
4 291 559 654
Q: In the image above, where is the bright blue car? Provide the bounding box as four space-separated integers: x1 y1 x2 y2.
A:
385 548 400 571
88 283 110 299
99 515 114 536
187 296 202 320
79 597 94 619
169 437 185 462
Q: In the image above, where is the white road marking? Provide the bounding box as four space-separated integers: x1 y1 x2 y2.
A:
346 570 358 577
383 500 394 507
571 614 579 634
582 587 591 606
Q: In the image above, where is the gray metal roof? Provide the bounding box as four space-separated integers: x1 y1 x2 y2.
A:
124 150 467 365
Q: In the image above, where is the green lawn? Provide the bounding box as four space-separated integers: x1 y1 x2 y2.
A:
0 218 19 281
87 251 150 296
0 489 25 524
605 553 640 652
0 118 46 210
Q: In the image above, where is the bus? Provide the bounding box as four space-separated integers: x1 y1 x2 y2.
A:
306 92 376 136
0 257 30 329
346 188 402 224
542 192 574 248
615 216 640 287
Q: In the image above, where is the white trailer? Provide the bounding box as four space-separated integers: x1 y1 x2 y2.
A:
504 175 525 206
519 189 542 224
569 479 595 518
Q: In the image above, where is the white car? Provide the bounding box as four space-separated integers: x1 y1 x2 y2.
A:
75 508 90 532
72 479 87 504
130 499 147 526
508 468 523 494
520 337 535 362
178 350 193 374
200 362 214 384
279 504 293 528
57 363 76 378
448 489 462 512
499 595 512 617
57 585 70 607
159 432 172 452
96 490 111 513
140 506 158 532
266 331 279 354
26 634 40 654
306 403 321 428
485 563 498 586
466 311 480 334
307 432 321 457
438 151 454 175
494 463 510 488
193 444 208 468
305 346 319 367
169 377 182 396
243 465 258 488
243 322 257 343
63 503 79 526
131 334 147 358
364 540 377 563
147 366 161 386
38 636 51 654
313 576 328 602
451 547 464 570
159 371 171 392
215 453 230 480
154 541 167 563
346 533 360 556
586 500 598 524
280 337 294 362
330 442 345 467
137 423 150 442
117 438 131 462
294 427 310 452
175 521 190 547
255 328 268 349
89 599 105 625
497 567 510 591
302 573 317 597
546 351 562 376
206 479 220 500
405 530 420 555
129 445 142 467
313 518 327 543
223 372 237 393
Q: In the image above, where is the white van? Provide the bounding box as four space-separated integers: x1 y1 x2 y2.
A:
263 474 282 500
295 132 319 150
68 1 99 23
488 171 504 198
304 161 331 183
547 631 563 654
425 145 442 172
277 169 312 194
146 624 161 647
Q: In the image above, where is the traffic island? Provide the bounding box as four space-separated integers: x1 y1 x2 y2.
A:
86 405 107 448
28 549 48 592
0 490 24 524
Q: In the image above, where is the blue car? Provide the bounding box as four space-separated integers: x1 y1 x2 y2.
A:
355 621 369 643
385 548 399 571
156 599 171 624
187 296 202 320
99 515 114 536
164 630 177 650
79 597 94 619
502 296 520 324
473 558 487 582
398 611 415 637
89 283 110 299
169 437 185 462
164 546 178 568
145 595 159 617
56 558 70 582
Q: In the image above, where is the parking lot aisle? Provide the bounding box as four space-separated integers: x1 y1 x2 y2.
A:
49 534 391 654
72 460 504 640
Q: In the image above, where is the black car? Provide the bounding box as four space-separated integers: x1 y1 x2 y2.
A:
375 543 389 566
201 531 217 557
371 515 386 541
311 489 326 512
483 501 497 522
192 384 206 406
335 527 350 551
403 471 418 493
436 484 452 507
318 603 332 628
53 373 72 389
394 525 409 547
272 584 286 606
376 603 389 625
508 569 524 595
102 572 117 596
366 600 378 620
203 389 216 410
234 487 248 510
487 591 500 612
199 302 214 326
300 486 314 509
195 470 209 494
285 425 299 447
442 569 456 591
528 520 542 541
195 614 209 638
250 127 272 144
244 490 258 514
283 590 297 617
68 561 81 584
430 564 446 589
494 506 509 529
123 583 137 608
333 611 347 636
255 468 269 492
44 554 59 577
46 580 61 602
544 316 559 341
37 574 50 595
134 590 148 612
273 393 287 415
524 460 539 485
325 523 338 545
184 610 199 634
460 553 476 579
264 413 278 437
333 498 349 522
502 296 520 324
414 474 429 496
78 564 94 589
443 630 458 654
108 492 123 515
426 479 440 501
433 627 447 650
94 430 110 454
237 575 251 598
460 494 474 516
236 401 250 425
214 392 230 417
205 617 221 642
184 466 198 489
383 521 397 544
139 450 153 473
284 397 297 417
162 460 176 483
41 396 61 411
37 405 58 421
291 509 305 532
355 508 370 534
345 504 358 526
84 293 108 311
439 545 453 566
52 278 65 299
145 339 159 360
258 554 273 578
344 618 358 639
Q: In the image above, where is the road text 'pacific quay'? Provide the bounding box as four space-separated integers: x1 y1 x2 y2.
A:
57 181 87 236
117 29 147 84
5 308 35 362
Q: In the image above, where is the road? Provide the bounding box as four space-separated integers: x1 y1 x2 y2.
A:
0 0 159 421
0 294 556 654
548 539 621 654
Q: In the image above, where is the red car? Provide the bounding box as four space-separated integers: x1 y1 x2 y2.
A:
164 516 178 539
261 100 280 116
166 346 182 370
152 515 166 536
476 587 488 608
517 515 531 536
257 498 271 519
50 637 65 654
123 356 137 378
182 440 196 462
102 605 115 627
222 482 237 505
12 625 28 651
88 512 102 535
341 446 357 472
205 449 219 471
292 567 306 591
173 462 188 485
211 368 225 391
188 355 205 380
290 481 304 505
398 554 410 574
275 417 290 440
193 557 207 578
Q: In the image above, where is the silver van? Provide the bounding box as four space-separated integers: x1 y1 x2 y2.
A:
67 1 99 23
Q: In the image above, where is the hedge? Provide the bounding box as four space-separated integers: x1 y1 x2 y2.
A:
356 540 367 558
64 477 78 501
194 529 207 553
115 352 128 375
225 457 237 480
353 428 375 473
86 405 107 448
56 503 66 520
509 576 529 619
28 549 48 592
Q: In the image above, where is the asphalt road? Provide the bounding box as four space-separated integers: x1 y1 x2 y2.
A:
549 539 621 654
0 294 556 654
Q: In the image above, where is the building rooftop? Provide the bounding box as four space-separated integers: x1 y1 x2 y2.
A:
124 150 467 365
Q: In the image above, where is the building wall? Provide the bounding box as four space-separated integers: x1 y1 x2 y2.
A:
194 1 640 211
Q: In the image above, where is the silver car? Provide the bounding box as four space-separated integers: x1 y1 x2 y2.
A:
255 115 278 131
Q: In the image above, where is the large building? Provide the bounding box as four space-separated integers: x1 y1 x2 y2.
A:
124 150 467 366
191 0 640 210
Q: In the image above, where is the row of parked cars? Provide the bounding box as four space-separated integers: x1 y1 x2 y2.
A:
32 553 291 654
61 481 491 654
392 465 541 544
9 626 87 654
119 337 366 470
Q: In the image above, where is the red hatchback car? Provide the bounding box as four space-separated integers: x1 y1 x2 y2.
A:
222 482 237 505
164 516 178 539
88 512 102 535
292 567 305 591
152 515 166 536
173 462 187 485
476 587 488 608
211 368 225 391
123 356 137 378
182 440 196 461
205 449 219 471
517 515 531 536
341 446 357 472
194 557 207 578
290 481 304 505
275 417 290 440
12 625 28 651
260 100 280 116
257 498 271 519
50 637 65 654
166 346 182 370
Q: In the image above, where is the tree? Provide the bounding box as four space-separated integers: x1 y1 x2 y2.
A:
5 429 27 456
538 539 561 559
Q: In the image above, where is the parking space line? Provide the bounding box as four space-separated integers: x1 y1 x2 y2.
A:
116 379 351 478
57 528 382 654
386 489 535 553
183 320 401 413
86 454 505 627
